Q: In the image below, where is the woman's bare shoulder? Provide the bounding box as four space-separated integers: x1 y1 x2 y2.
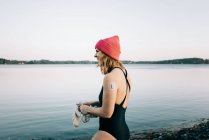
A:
103 73 115 83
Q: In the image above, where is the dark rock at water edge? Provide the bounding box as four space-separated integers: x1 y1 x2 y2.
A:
130 118 209 140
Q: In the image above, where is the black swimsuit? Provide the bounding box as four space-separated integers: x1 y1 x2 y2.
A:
98 68 130 140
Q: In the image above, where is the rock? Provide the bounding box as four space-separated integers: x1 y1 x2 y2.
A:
130 118 209 140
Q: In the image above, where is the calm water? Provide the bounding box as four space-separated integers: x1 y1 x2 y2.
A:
0 64 209 140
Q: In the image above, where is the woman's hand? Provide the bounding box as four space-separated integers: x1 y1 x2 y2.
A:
80 104 90 115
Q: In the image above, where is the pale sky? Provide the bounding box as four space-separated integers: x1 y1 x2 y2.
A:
0 0 209 61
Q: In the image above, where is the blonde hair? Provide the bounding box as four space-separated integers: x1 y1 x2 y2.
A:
97 51 124 74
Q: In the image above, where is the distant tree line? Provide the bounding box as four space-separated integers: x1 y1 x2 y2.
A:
0 58 209 64
130 58 209 64
0 59 97 64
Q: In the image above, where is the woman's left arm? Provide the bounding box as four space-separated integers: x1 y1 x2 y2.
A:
80 74 117 118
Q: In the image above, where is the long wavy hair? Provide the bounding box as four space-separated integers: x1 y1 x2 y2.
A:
97 51 125 75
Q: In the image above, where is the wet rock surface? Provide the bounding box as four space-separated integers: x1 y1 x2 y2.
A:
130 119 209 140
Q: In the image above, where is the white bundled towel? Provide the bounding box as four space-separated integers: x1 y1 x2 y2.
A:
72 105 97 128
72 107 81 128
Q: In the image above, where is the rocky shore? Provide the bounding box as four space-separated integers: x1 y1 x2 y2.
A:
130 118 209 140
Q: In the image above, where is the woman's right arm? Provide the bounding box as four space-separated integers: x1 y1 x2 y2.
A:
83 101 100 106
77 101 101 112
80 74 117 118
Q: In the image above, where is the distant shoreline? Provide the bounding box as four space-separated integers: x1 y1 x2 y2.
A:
1 57 209 64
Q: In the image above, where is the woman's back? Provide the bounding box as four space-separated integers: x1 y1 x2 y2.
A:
110 68 131 108
99 67 131 140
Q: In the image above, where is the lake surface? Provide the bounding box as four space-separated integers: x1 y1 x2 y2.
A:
0 64 209 140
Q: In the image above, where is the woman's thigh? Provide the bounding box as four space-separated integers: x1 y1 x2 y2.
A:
92 130 116 140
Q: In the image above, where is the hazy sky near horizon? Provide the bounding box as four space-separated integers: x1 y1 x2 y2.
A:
0 0 209 61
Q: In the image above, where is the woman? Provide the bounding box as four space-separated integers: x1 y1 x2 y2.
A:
79 35 131 140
